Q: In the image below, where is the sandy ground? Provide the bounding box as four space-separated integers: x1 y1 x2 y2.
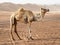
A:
0 11 60 45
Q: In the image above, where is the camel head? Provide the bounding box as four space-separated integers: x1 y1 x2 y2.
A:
34 8 49 21
41 8 49 14
40 8 49 19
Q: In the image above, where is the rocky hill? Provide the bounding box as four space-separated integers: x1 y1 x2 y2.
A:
0 2 60 12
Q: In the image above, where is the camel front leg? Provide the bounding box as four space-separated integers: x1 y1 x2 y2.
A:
10 16 16 41
28 22 33 40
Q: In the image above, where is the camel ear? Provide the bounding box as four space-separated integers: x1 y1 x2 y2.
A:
20 8 24 11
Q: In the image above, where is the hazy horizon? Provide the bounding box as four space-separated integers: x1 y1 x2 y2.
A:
0 0 60 5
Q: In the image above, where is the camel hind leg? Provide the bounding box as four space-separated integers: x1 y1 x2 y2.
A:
10 17 16 41
10 17 16 45
14 18 22 40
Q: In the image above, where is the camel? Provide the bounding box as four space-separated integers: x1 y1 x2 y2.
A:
10 7 49 43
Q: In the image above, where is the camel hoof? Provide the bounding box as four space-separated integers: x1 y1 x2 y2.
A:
28 37 34 40
19 38 22 40
12 38 15 41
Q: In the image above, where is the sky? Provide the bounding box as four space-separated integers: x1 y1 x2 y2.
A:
0 0 60 5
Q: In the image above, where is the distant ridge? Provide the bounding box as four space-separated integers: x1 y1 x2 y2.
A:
0 2 41 12
0 2 60 12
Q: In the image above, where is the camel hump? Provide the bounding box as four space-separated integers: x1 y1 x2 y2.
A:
20 8 24 11
18 8 24 12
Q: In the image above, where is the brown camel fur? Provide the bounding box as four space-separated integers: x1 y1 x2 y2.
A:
10 7 49 45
